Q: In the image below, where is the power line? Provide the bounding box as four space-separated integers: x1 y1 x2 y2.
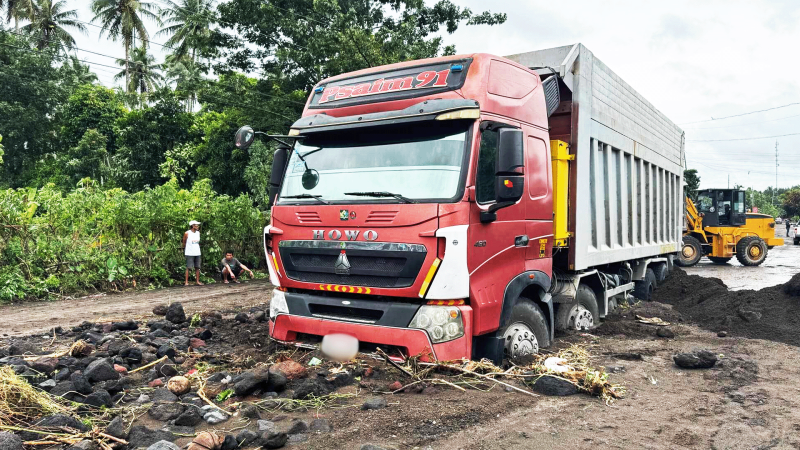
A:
680 102 800 125
683 112 800 130
687 132 800 142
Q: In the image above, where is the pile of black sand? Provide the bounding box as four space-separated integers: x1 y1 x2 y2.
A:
652 268 800 346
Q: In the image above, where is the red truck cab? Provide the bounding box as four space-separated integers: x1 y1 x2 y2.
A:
262 53 559 362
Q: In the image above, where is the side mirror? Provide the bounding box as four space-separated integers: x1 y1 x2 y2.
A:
235 126 255 150
301 168 320 190
267 147 289 208
481 128 525 223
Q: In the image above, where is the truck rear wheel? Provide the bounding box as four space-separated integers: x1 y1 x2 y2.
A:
736 236 768 266
501 299 550 359
652 263 669 283
676 236 703 267
555 284 599 331
708 257 732 264
633 268 656 301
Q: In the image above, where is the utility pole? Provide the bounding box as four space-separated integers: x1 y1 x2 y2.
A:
773 141 778 206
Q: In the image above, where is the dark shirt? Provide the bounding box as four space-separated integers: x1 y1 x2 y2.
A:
221 257 242 271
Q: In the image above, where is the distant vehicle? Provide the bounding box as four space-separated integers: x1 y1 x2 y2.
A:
790 223 799 245
776 217 783 224
677 189 784 267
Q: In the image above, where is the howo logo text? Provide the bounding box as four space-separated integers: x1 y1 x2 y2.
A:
313 230 379 241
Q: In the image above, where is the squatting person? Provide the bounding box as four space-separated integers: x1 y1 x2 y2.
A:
221 251 254 284
183 220 204 286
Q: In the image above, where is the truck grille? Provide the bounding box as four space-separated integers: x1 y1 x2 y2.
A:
278 240 427 288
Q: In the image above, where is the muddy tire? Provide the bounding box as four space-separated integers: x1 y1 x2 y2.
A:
794 237 799 245
708 257 732 264
555 284 599 331
501 299 550 359
736 236 768 266
652 263 669 283
633 268 656 301
676 235 703 267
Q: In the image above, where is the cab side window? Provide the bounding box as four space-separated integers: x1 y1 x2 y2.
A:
476 129 498 204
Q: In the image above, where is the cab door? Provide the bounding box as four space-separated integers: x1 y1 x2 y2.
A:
467 122 527 335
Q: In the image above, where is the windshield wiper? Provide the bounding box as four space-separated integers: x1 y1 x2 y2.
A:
281 194 329 204
344 191 418 204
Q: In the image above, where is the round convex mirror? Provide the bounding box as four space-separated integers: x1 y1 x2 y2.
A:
234 126 255 149
301 169 320 190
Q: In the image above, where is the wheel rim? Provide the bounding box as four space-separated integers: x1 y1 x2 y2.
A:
682 244 696 259
748 245 762 258
566 305 595 331
503 322 539 358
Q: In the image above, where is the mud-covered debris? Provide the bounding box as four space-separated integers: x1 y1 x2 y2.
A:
0 431 23 450
657 327 675 338
530 376 579 396
362 397 387 410
146 441 179 450
673 350 717 369
309 418 332 433
152 304 168 316
262 431 288 449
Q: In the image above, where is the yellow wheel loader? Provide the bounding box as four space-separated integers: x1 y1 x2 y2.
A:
677 188 784 267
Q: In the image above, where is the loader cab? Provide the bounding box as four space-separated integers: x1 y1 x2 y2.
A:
696 189 746 227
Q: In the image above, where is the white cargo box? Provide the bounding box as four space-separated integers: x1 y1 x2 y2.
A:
507 44 685 271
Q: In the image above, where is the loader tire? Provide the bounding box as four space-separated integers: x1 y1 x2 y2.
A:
676 236 703 267
736 236 768 266
708 257 732 264
633 268 656 301
555 284 599 332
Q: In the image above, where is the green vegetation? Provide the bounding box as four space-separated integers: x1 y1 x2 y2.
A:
0 0 506 302
0 179 265 303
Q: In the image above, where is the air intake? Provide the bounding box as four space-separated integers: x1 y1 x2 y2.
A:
542 75 560 117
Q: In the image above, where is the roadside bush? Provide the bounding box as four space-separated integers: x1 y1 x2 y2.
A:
0 178 266 303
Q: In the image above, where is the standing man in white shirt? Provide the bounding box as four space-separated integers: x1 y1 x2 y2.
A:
182 220 204 286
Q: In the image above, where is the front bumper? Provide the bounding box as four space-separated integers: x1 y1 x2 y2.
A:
270 291 473 361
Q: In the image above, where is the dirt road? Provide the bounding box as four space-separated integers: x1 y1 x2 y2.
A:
0 280 273 337
1 235 799 449
684 226 799 290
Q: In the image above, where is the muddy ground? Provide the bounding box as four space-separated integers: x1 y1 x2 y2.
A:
1 237 799 450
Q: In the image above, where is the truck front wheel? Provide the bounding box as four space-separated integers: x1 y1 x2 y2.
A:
501 299 550 359
555 284 599 331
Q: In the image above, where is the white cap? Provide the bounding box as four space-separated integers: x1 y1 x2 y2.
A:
189 220 201 226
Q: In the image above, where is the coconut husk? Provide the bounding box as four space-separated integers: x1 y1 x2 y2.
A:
187 432 224 450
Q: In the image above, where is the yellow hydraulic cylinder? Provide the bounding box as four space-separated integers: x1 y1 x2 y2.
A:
551 140 573 247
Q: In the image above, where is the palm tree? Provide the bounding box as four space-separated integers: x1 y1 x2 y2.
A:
21 0 85 51
156 0 215 63
63 55 99 85
166 56 202 111
1 0 34 30
115 45 163 96
90 0 159 91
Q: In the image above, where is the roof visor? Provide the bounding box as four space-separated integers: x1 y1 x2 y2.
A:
308 59 472 109
291 99 480 134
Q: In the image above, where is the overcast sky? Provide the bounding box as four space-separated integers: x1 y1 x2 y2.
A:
69 0 800 191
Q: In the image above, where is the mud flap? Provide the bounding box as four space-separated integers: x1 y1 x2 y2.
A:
472 333 505 365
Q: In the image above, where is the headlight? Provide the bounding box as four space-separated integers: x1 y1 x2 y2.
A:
408 306 464 343
270 289 288 320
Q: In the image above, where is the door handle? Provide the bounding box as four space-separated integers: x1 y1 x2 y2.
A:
515 235 529 247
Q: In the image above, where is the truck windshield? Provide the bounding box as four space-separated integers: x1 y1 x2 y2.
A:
278 122 470 204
